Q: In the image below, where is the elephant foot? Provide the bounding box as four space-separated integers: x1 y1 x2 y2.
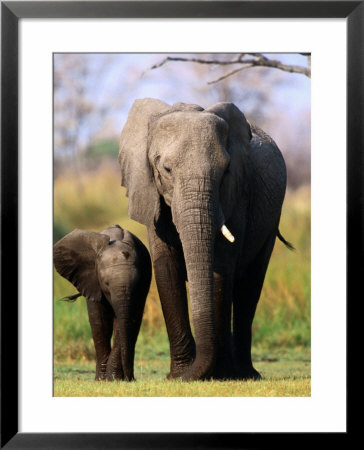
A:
234 366 262 381
105 368 124 381
210 371 237 381
105 349 124 381
104 373 134 382
95 358 125 381
166 372 179 380
167 356 195 380
210 360 237 381
166 365 192 380
95 362 108 381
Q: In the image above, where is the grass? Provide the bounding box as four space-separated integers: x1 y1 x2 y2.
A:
53 164 311 396
54 345 310 397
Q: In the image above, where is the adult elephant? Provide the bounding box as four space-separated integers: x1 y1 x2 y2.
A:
119 98 291 381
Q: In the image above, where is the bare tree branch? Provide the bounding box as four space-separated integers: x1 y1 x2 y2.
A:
207 65 253 85
144 53 311 81
142 54 245 77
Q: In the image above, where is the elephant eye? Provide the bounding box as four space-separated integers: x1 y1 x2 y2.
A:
164 166 172 174
122 251 130 260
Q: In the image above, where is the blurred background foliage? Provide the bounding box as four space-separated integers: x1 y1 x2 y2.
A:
54 53 310 362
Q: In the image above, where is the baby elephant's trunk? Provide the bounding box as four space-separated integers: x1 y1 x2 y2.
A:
109 272 146 381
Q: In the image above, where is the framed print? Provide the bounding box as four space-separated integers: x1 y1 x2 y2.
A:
1 1 359 448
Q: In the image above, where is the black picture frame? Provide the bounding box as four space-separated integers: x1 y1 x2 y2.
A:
1 1 358 448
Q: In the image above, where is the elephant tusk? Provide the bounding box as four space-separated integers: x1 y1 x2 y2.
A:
221 225 235 243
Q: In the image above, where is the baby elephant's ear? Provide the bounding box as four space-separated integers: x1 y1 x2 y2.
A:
53 229 110 302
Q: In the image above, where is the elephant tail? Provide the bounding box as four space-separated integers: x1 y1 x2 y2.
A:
58 292 82 302
277 230 295 250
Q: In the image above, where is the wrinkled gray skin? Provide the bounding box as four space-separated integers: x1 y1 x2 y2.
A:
54 225 151 381
119 98 288 381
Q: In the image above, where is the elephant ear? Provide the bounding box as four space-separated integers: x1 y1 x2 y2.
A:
100 224 125 242
205 102 252 218
118 98 170 226
53 229 110 302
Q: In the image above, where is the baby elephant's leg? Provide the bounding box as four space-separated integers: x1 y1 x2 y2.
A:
86 298 114 380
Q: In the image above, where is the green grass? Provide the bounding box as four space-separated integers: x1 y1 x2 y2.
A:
54 345 310 397
53 166 311 396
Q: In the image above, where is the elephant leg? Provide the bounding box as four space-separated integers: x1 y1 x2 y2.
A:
233 233 276 380
147 227 195 379
211 231 242 380
105 319 124 381
211 272 235 380
85 298 114 380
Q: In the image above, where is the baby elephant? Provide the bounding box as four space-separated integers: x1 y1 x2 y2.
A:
54 225 151 381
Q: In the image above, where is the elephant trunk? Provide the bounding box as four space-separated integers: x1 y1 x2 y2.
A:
109 281 137 381
117 290 135 381
173 178 222 381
